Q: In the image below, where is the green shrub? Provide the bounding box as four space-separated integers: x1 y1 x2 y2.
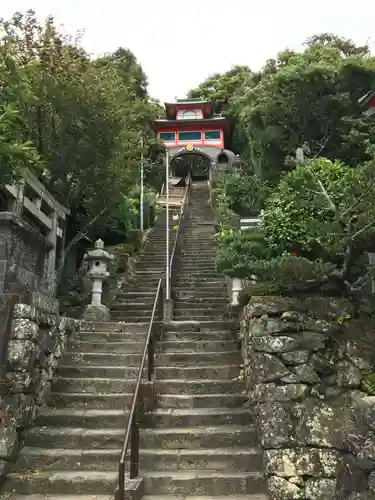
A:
215 228 269 277
362 373 375 395
213 170 271 217
239 282 282 308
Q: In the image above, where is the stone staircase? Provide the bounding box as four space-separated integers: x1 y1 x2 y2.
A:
1 181 267 500
174 182 228 322
111 206 180 323
0 206 178 498
2 320 150 498
138 182 268 500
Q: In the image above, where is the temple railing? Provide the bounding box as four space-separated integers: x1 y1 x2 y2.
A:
168 174 191 302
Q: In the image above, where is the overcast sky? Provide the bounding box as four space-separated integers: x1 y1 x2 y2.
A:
1 1 374 102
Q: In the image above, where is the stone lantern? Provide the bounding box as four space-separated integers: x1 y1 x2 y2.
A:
83 239 114 322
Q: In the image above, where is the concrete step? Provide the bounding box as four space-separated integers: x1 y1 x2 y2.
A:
163 330 234 341
142 408 250 428
176 280 224 286
143 496 268 500
175 286 227 293
175 292 228 301
50 392 135 409
178 268 218 273
24 427 124 449
165 320 237 332
155 364 239 380
7 495 115 500
113 302 154 311
157 393 247 409
111 314 156 323
173 316 229 323
14 447 121 472
154 379 243 395
81 321 148 333
139 448 262 472
62 351 143 366
175 302 228 310
57 364 146 378
111 309 152 319
76 331 148 342
35 408 128 429
115 291 156 299
143 471 264 495
62 350 238 367
174 310 228 319
157 340 238 352
68 340 145 353
2 471 118 495
156 351 240 366
139 425 256 449
51 377 142 394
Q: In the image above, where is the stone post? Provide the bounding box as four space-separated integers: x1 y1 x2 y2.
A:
8 180 25 216
83 239 114 322
231 277 243 306
47 211 58 294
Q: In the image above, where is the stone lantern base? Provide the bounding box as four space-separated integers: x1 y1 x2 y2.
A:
83 303 110 322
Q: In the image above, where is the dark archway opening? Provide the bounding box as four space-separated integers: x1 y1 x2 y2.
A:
171 153 211 181
217 152 229 167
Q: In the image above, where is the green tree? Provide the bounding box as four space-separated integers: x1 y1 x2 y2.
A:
94 47 149 99
0 10 159 275
261 155 375 292
0 41 40 186
229 34 375 181
188 65 253 114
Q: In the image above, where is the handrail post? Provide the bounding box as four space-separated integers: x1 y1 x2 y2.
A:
147 327 154 382
118 278 163 498
129 415 139 479
165 149 170 301
118 462 125 500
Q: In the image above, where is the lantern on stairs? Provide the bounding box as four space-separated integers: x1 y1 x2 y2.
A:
83 239 114 322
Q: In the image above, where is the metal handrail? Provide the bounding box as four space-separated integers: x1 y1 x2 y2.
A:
118 278 164 500
168 174 191 286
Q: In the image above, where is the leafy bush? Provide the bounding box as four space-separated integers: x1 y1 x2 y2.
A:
262 158 355 259
238 282 283 308
213 170 270 217
215 228 269 277
362 373 375 395
244 255 337 289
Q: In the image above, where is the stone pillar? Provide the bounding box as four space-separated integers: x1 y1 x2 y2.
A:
231 278 243 306
47 211 58 283
164 298 173 322
8 180 25 216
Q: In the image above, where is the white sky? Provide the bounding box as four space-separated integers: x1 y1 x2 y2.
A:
1 1 375 103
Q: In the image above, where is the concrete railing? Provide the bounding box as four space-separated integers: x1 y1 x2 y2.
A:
1 170 70 295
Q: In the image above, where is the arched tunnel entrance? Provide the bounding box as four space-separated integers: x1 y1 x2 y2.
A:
171 152 211 181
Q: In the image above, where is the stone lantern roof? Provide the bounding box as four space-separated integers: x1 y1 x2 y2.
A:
84 239 114 263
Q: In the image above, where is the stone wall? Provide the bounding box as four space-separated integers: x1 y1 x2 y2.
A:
0 294 79 482
240 296 375 500
334 394 375 499
0 212 52 296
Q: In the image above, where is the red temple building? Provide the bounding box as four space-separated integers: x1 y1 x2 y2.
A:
359 89 375 116
154 98 238 179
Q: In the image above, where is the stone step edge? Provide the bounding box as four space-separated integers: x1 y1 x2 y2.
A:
19 446 259 457
57 364 241 372
8 496 115 500
53 377 241 383
142 496 269 500
63 351 239 356
27 424 252 436
6 470 262 480
37 407 249 417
